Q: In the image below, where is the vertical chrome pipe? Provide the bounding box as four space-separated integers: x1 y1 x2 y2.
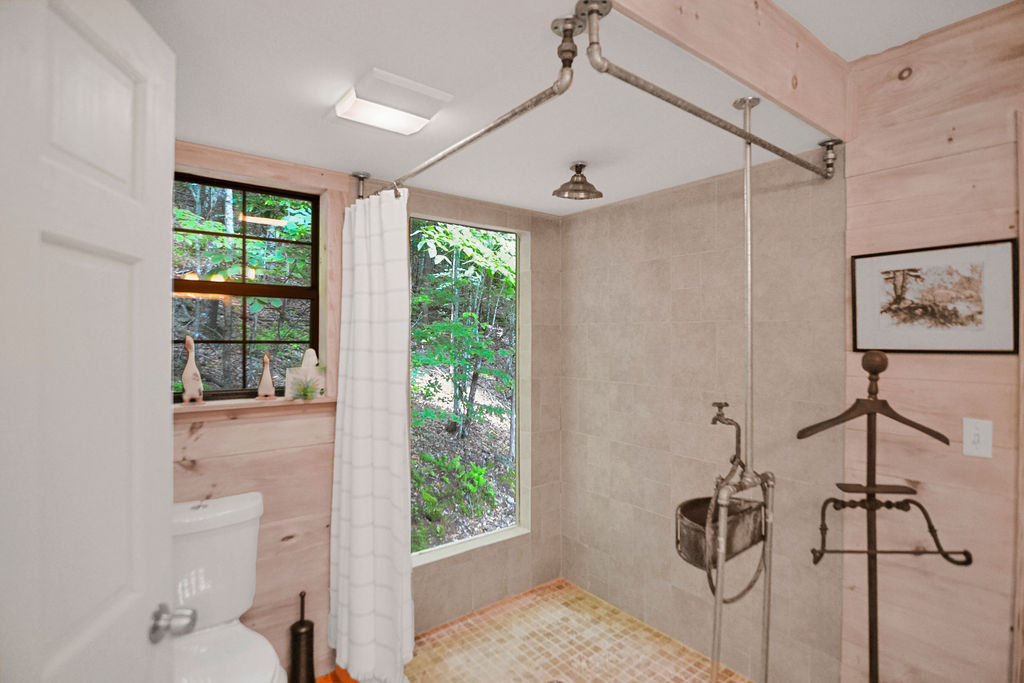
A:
711 490 731 683
734 96 758 480
353 171 369 200
760 474 776 683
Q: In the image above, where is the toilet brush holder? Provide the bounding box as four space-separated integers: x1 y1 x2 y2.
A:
290 591 315 683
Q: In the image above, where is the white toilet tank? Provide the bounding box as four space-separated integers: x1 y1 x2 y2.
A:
172 492 263 631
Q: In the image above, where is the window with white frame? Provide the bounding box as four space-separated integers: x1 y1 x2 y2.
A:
408 217 522 553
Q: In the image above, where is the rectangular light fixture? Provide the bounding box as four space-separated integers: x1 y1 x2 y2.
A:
334 68 452 135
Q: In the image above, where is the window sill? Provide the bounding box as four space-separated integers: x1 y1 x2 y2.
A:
172 395 335 421
411 524 530 568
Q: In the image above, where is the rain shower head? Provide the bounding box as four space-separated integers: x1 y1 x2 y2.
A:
552 162 603 200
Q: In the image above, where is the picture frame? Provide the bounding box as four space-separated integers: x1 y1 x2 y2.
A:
852 239 1018 353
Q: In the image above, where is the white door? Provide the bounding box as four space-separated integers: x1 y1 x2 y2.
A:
0 0 175 680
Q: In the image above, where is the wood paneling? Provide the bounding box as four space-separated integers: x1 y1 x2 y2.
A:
175 140 351 193
845 95 1024 177
846 143 1017 230
844 6 1023 680
174 411 336 463
848 3 1024 134
614 0 848 138
173 409 337 675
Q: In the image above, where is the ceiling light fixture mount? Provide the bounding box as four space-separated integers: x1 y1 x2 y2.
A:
552 162 603 200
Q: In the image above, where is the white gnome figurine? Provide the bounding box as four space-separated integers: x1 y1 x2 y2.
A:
256 352 275 399
181 334 203 403
301 348 318 370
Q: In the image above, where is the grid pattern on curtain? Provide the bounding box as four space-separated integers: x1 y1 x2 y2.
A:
329 189 413 683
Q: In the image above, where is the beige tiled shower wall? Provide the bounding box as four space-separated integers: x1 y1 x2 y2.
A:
559 149 848 682
404 188 565 635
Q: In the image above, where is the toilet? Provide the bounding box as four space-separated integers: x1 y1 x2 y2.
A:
172 492 288 683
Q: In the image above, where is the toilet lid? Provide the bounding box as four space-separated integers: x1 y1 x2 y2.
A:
174 620 283 683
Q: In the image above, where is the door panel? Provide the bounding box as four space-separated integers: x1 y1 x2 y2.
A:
0 1 175 680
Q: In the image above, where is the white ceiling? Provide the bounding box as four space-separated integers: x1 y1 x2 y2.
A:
131 0 1007 216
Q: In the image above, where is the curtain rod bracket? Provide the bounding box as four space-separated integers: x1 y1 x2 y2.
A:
819 139 842 180
352 171 370 199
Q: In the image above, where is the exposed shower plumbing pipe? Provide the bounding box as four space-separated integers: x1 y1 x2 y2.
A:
580 0 840 180
394 18 580 188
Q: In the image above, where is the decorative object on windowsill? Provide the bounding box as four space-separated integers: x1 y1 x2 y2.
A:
181 335 203 404
852 239 1018 353
285 348 326 400
796 350 972 683
256 352 275 399
289 591 315 683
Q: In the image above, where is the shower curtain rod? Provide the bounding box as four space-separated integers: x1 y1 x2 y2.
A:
387 2 839 192
581 2 839 180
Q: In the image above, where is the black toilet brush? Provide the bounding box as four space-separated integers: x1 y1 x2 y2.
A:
289 591 315 683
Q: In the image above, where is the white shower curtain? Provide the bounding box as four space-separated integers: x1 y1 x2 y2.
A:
329 188 413 683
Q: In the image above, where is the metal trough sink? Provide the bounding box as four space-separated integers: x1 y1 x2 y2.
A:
676 497 764 569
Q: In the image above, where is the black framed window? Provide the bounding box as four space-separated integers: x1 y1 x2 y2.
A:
172 173 319 400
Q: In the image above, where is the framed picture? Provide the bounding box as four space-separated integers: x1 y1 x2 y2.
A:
852 239 1018 353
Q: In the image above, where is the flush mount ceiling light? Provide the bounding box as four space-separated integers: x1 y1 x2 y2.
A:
552 162 603 200
334 68 453 135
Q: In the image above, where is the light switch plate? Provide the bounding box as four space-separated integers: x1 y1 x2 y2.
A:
962 417 993 458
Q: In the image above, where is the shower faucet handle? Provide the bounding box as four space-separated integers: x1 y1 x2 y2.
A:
710 403 743 468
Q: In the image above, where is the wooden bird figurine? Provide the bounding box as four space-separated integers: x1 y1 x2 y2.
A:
256 352 275 399
181 334 203 403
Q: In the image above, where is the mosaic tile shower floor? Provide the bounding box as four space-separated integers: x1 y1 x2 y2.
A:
405 578 749 682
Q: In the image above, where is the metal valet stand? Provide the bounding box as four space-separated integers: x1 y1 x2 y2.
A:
796 350 972 683
675 97 776 683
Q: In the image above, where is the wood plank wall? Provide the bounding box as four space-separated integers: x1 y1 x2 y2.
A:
1015 108 1024 683
843 4 1024 680
174 401 338 673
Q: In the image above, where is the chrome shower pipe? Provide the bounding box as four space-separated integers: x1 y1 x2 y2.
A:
710 487 729 683
395 67 572 186
582 3 838 180
737 95 757 486
395 20 579 188
708 472 775 683
760 473 776 683
709 474 765 682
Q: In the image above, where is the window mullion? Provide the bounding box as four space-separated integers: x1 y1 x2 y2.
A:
241 190 248 390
